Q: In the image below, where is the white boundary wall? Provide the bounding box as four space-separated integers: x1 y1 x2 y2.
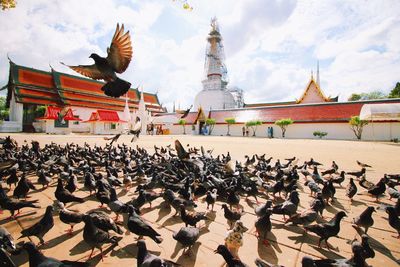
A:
166 122 400 141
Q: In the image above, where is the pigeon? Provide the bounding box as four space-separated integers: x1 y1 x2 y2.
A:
254 200 272 217
107 187 128 222
347 168 366 179
37 170 52 189
366 178 386 202
301 254 363 267
0 191 40 218
137 240 177 266
304 211 347 249
255 209 272 246
175 140 189 160
346 178 358 201
84 172 96 195
172 226 200 255
271 190 300 220
309 192 325 218
285 207 318 227
351 234 375 260
177 105 192 119
222 204 242 229
330 171 346 187
53 201 84 235
357 160 372 168
82 215 119 261
386 180 400 200
224 221 248 260
180 204 208 228
127 206 162 243
386 206 400 238
205 189 217 211
0 246 16 267
13 173 35 199
104 133 121 146
62 23 132 97
359 175 374 190
65 174 78 193
226 189 240 210
18 205 54 245
86 210 123 235
21 241 89 267
352 206 375 233
0 226 15 251
304 180 321 196
214 244 247 267
55 179 84 205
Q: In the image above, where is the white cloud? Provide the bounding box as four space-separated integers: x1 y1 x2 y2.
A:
1 0 399 110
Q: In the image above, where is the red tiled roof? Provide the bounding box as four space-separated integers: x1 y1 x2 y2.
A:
36 106 61 120
209 100 400 123
63 108 81 121
83 110 126 123
6 62 164 113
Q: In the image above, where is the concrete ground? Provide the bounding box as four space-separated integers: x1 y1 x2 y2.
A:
1 133 400 266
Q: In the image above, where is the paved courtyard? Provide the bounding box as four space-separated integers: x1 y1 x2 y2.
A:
1 134 400 266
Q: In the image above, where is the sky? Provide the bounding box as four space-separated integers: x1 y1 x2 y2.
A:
0 0 399 111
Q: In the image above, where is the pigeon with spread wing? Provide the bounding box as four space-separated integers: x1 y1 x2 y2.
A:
62 23 133 98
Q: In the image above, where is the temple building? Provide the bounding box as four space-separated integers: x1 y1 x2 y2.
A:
194 18 240 111
1 60 164 134
156 18 400 141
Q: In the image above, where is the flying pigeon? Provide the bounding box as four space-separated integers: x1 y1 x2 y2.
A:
62 23 133 98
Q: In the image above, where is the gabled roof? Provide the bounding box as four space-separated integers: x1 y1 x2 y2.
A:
6 61 164 113
296 78 334 104
36 106 61 120
84 110 126 123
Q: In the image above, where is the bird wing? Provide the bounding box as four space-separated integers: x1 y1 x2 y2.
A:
106 23 133 73
61 62 106 80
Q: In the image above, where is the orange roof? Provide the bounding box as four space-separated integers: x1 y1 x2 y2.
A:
6 61 164 113
296 78 330 104
36 106 61 120
83 110 126 123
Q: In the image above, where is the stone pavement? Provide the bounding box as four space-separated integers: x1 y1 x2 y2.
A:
1 134 399 266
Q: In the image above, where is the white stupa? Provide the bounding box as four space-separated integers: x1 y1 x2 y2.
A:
194 18 236 111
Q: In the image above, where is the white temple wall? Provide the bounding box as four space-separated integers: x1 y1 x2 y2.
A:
165 122 400 141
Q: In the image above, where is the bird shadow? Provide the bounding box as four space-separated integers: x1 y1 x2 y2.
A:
10 247 29 266
245 198 257 209
41 228 84 250
309 244 345 258
87 242 120 266
140 203 162 215
161 215 181 227
0 210 38 225
257 239 279 264
331 199 347 211
156 202 171 222
353 226 399 262
172 241 201 266
69 239 91 256
350 199 367 207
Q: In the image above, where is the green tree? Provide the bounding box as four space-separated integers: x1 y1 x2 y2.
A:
224 118 235 136
178 119 186 135
275 118 293 138
35 106 46 118
205 118 216 135
1 0 16 10
245 120 262 136
348 91 387 101
349 116 368 140
388 82 400 98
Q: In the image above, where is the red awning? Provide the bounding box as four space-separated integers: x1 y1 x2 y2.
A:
83 110 126 123
63 108 82 121
36 106 61 120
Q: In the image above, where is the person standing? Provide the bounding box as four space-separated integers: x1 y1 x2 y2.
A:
242 126 245 137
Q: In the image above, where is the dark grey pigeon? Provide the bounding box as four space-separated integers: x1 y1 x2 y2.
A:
0 226 15 251
22 241 89 267
62 24 132 98
386 206 400 238
127 206 162 243
346 178 357 201
18 205 54 245
172 227 200 255
352 206 375 233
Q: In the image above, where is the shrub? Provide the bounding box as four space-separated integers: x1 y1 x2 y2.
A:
349 116 368 140
224 117 235 136
245 120 262 136
313 131 328 139
205 118 216 135
178 119 186 135
274 118 293 138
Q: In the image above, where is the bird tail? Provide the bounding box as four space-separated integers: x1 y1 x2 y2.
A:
152 236 163 244
61 260 90 267
102 78 131 98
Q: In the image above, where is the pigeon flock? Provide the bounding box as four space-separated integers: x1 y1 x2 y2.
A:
0 135 399 267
